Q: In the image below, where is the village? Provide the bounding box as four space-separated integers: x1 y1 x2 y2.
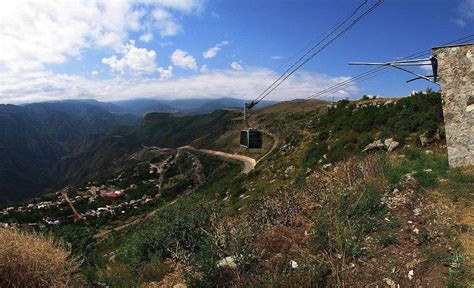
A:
0 150 204 229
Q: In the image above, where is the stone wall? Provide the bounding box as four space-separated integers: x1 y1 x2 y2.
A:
433 44 473 167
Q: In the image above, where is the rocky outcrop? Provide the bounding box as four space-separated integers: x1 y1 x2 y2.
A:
363 138 400 153
419 130 440 146
384 138 400 152
218 256 237 269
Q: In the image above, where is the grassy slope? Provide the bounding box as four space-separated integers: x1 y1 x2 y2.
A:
4 92 473 287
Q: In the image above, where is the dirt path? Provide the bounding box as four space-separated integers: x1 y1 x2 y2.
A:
185 151 205 189
156 148 183 189
62 190 82 220
257 128 279 164
182 145 256 174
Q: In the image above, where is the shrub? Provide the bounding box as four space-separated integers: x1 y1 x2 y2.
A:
0 228 80 288
379 234 399 247
121 198 214 268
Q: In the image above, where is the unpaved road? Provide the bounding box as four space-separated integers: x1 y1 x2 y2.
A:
182 146 256 174
62 190 82 220
256 128 279 164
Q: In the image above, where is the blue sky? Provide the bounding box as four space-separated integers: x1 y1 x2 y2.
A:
0 0 472 104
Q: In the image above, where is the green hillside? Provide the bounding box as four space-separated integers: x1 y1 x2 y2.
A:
1 91 472 287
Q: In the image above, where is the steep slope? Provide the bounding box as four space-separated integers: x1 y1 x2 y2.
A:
1 91 472 287
25 100 139 130
56 109 239 186
0 102 139 205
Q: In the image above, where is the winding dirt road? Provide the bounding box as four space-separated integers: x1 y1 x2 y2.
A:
182 145 256 174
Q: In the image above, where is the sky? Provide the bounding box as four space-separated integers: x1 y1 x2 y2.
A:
0 0 472 104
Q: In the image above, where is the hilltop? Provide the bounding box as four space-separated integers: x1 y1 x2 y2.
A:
0 91 472 287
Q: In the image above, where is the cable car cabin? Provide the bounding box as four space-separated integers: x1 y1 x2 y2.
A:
240 128 262 149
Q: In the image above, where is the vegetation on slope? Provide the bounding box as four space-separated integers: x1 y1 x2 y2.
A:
0 228 80 287
1 91 472 287
56 109 238 186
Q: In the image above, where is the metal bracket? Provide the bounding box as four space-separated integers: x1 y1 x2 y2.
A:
349 56 439 85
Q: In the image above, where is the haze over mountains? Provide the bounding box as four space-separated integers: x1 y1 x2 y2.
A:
0 97 274 205
111 97 275 116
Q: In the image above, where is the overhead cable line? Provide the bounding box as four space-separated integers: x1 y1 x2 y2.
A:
251 0 369 104
250 0 384 107
306 34 474 100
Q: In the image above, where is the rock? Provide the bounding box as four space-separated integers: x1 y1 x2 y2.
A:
218 256 237 269
425 150 434 155
383 277 397 288
289 260 299 269
322 163 333 170
408 269 414 280
362 139 385 153
419 130 440 146
413 208 421 216
384 138 400 152
285 165 295 174
419 134 429 146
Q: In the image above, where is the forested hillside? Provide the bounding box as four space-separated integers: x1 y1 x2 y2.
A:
0 101 139 205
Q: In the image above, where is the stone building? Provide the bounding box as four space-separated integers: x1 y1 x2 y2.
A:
432 43 473 167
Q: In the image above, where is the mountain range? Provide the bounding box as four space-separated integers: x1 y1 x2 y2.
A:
110 97 275 115
0 97 274 205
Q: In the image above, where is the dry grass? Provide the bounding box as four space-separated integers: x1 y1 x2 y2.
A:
0 228 80 288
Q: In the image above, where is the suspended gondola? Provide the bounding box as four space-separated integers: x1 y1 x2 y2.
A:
237 0 384 149
240 101 263 149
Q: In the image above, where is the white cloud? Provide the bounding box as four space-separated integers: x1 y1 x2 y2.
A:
143 0 204 14
231 62 244 71
102 40 157 74
158 66 174 80
92 71 99 76
0 67 359 104
0 0 205 73
453 0 474 27
203 41 229 59
0 0 135 72
171 49 198 70
200 65 209 73
139 32 154 43
271 55 283 60
152 8 182 37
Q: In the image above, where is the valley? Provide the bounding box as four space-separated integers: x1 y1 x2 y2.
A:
1 2 472 287
0 91 472 287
